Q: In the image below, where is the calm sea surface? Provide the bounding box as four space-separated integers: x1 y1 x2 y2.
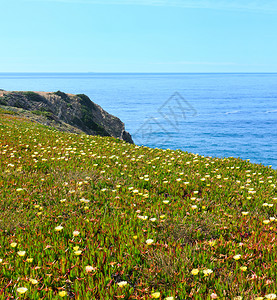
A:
0 73 276 169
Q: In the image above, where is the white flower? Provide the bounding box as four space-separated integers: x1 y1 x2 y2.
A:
203 269 213 276
138 215 148 220
85 265 97 272
146 239 154 245
80 198 90 203
30 279 38 284
242 211 249 216
55 225 63 231
117 281 128 287
17 287 28 294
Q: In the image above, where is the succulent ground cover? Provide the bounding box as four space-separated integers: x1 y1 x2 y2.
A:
0 110 277 299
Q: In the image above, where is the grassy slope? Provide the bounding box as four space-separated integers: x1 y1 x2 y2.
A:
0 111 277 300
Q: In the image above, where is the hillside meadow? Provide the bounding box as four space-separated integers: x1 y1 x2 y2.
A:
0 108 277 299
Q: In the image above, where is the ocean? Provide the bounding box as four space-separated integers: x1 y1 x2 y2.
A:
0 72 276 169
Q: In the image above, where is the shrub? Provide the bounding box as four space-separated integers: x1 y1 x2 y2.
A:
76 94 97 111
21 91 44 102
0 97 7 106
54 90 70 102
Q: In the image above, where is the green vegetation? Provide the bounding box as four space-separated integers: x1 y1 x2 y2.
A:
54 91 70 103
76 94 97 111
0 107 18 115
79 107 110 137
0 97 7 106
20 91 44 103
0 112 277 299
31 109 53 119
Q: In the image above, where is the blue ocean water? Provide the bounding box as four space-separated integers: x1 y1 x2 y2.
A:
0 73 276 169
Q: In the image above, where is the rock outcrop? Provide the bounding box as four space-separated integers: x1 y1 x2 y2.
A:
0 90 133 143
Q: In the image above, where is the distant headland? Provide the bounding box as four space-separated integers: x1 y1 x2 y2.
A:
0 90 133 144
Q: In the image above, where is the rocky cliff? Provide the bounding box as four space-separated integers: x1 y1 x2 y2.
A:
0 90 133 143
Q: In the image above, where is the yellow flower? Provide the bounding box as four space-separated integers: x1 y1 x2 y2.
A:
117 281 128 287
263 220 270 224
191 268 199 275
17 287 28 294
152 292 161 298
233 254 241 260
242 211 249 216
240 266 247 271
133 235 138 239
55 226 64 231
17 251 26 257
160 215 166 219
26 258 33 263
209 240 216 247
59 290 67 297
74 250 82 256
163 200 169 204
233 297 242 300
73 246 79 251
10 242 17 248
164 297 174 300
255 297 264 300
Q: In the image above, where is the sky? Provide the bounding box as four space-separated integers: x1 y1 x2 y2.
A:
1 0 277 72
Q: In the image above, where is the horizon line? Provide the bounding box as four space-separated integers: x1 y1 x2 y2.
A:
1 71 277 74
22 0 277 14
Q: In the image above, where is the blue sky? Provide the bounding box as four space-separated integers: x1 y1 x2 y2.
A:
1 0 277 72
